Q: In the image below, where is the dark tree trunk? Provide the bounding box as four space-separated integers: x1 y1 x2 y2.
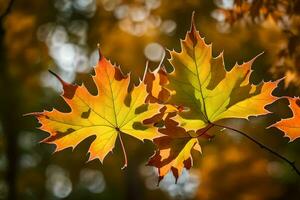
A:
0 1 19 199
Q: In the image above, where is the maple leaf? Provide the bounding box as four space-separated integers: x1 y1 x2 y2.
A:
148 14 281 181
144 66 170 104
269 97 300 141
29 50 162 168
146 110 214 183
166 17 280 128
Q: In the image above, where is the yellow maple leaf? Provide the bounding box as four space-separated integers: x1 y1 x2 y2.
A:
167 17 280 129
29 51 163 168
148 14 281 181
269 97 300 141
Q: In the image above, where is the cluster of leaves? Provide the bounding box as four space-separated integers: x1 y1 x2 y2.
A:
29 15 300 183
214 0 296 24
214 0 300 87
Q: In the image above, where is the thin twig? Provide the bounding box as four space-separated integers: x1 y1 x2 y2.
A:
213 123 300 176
118 131 128 170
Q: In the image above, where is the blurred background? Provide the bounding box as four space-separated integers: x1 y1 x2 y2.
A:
0 0 300 199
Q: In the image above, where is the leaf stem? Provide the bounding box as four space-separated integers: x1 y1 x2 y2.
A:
212 123 300 177
118 132 128 170
196 123 214 138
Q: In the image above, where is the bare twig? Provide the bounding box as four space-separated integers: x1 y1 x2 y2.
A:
213 123 300 176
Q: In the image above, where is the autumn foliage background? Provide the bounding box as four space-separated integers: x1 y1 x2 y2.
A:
0 0 300 200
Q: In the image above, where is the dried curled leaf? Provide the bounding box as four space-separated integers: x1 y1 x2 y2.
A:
269 97 300 141
29 52 162 165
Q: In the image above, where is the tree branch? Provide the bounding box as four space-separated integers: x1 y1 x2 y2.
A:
0 0 15 22
213 123 300 177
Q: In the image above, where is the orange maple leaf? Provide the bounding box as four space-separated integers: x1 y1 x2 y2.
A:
28 51 163 168
269 97 300 141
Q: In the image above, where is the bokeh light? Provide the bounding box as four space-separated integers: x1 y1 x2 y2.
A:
46 165 72 198
79 168 106 193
